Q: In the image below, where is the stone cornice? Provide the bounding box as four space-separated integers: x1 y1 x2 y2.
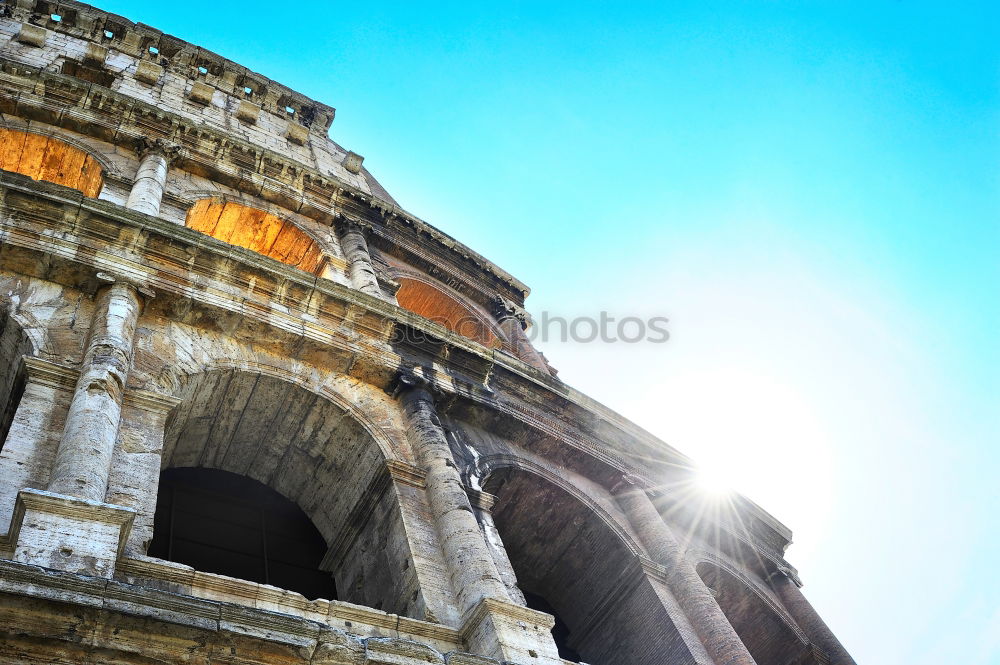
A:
464 489 496 512
386 460 428 489
122 388 182 414
20 356 79 391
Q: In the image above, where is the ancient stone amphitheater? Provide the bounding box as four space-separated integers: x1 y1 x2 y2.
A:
0 2 855 664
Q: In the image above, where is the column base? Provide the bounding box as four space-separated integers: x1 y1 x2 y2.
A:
461 597 562 665
9 488 135 578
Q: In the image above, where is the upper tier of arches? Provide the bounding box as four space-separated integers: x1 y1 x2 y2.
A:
184 199 326 275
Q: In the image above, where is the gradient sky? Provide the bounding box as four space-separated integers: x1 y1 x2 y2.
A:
99 2 999 662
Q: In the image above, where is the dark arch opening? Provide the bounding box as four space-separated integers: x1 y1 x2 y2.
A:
523 591 581 662
696 562 809 665
486 467 696 665
0 311 31 452
149 467 337 600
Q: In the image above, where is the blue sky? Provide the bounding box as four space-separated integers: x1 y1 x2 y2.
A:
102 2 999 662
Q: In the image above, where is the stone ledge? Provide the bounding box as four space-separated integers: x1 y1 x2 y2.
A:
116 555 463 650
0 558 509 665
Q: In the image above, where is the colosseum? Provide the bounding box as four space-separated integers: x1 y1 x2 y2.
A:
0 2 856 664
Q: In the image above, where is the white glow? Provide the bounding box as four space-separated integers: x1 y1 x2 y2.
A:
694 461 737 497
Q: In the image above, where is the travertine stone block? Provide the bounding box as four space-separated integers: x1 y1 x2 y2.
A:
15 23 46 47
286 121 308 145
615 485 756 665
10 488 135 578
460 598 562 665
343 151 364 174
135 60 163 84
105 390 180 555
237 100 260 124
365 637 445 665
188 81 215 105
84 42 108 67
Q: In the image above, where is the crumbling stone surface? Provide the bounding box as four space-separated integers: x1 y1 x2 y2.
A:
0 3 855 665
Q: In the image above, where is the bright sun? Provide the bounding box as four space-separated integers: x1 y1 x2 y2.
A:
694 462 737 497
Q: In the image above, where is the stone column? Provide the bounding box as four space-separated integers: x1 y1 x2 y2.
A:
397 375 561 664
492 295 549 373
468 488 527 606
615 481 758 665
337 221 383 297
125 140 174 216
48 278 144 502
398 379 510 613
769 570 856 665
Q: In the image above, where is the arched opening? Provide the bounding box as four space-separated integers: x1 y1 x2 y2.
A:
395 277 501 348
149 467 336 600
0 128 104 196
0 310 31 452
153 370 423 616
486 468 695 665
696 562 810 665
185 199 326 274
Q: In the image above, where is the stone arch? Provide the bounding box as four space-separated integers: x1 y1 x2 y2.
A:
0 127 105 197
153 367 422 616
184 197 328 275
695 559 811 665
481 458 696 665
0 120 122 178
393 272 504 348
474 454 641 557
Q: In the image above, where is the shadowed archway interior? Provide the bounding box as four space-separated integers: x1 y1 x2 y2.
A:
0 312 31 452
156 370 422 616
696 562 810 665
149 467 336 600
486 468 696 665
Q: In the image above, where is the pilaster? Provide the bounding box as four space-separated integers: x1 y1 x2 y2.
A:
0 357 75 536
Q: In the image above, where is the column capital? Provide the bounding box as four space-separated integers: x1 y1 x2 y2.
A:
333 216 370 238
134 137 180 163
767 564 804 588
491 295 529 329
19 356 79 391
466 488 497 512
609 471 653 496
385 459 428 488
94 271 155 303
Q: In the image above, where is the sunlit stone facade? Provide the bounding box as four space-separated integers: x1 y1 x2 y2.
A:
0 3 855 664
